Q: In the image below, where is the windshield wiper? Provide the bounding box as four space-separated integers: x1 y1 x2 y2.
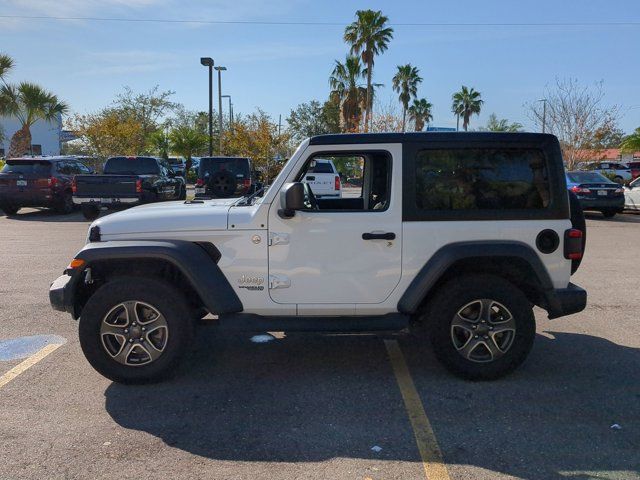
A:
234 186 265 206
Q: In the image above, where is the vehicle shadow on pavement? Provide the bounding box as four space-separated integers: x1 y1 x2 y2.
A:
3 210 91 223
585 212 640 223
104 330 420 463
104 328 639 478
401 330 640 479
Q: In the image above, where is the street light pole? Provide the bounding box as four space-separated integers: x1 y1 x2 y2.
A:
222 95 232 124
215 66 227 155
539 98 547 133
200 57 214 156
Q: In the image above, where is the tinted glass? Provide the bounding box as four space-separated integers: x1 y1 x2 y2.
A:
567 171 612 184
1 161 51 176
415 148 550 211
199 158 250 178
104 157 159 175
311 161 334 173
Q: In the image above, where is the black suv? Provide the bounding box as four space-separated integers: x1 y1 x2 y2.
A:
0 156 93 216
195 157 256 198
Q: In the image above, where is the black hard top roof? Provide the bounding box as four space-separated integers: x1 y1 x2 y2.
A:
199 156 250 160
309 132 557 145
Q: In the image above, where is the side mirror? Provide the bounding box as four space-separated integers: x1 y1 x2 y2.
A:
279 182 305 218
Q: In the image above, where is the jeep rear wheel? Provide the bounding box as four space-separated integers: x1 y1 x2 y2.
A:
79 277 193 384
81 204 100 221
427 274 535 380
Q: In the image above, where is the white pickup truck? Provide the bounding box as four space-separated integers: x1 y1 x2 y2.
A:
303 158 341 198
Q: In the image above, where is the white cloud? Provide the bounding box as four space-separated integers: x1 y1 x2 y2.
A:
77 50 184 76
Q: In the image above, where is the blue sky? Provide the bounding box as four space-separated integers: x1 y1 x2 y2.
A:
1 0 639 132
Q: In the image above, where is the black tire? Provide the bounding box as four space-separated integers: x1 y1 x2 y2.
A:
178 184 187 201
55 191 74 214
79 277 193 384
426 274 536 380
568 190 586 274
209 170 237 198
81 204 100 221
0 203 19 216
601 209 617 218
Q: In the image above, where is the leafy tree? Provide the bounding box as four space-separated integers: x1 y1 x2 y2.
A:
0 82 68 156
621 128 640 153
113 85 178 139
0 53 13 86
169 126 207 173
148 129 171 159
329 56 367 132
587 123 625 149
344 9 393 132
287 99 341 142
322 96 341 134
485 113 523 132
392 64 422 132
68 109 145 158
452 86 483 132
526 78 620 168
408 98 433 132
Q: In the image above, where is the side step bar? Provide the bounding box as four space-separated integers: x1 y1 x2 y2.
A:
217 313 409 333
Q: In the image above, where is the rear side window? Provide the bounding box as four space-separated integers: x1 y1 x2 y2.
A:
310 161 334 173
415 148 550 211
566 172 611 184
104 157 160 175
1 161 51 176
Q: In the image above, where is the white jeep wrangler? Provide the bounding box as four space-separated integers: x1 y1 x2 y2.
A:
50 132 587 383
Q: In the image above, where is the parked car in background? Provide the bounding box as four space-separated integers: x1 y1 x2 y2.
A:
167 157 186 177
566 171 624 217
195 156 256 198
73 156 186 220
627 161 640 180
588 162 632 184
624 176 640 211
0 156 93 216
303 158 342 198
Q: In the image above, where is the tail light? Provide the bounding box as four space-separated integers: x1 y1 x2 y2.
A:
71 177 77 194
334 175 341 191
243 178 251 189
614 187 624 194
564 229 583 260
195 178 204 187
135 179 142 193
570 186 590 194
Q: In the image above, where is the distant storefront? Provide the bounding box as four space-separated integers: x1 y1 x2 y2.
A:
0 114 62 157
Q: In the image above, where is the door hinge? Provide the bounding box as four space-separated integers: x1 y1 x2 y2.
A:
269 274 291 289
268 232 290 246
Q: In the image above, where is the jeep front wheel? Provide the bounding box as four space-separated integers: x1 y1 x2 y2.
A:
427 274 535 380
78 277 193 384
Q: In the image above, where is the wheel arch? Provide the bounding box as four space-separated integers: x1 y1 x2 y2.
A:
68 240 242 319
398 241 555 315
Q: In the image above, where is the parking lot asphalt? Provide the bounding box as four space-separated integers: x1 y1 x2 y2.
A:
0 208 639 480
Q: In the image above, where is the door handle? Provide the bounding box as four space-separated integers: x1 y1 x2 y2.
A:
362 232 396 240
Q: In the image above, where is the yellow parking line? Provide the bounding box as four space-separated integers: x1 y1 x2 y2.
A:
385 339 451 480
0 343 63 390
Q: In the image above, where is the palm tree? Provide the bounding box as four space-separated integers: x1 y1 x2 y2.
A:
344 9 394 132
0 53 14 86
148 129 171 159
329 56 367 132
485 113 522 132
0 82 68 157
169 126 207 173
392 64 422 132
452 86 483 131
408 98 433 132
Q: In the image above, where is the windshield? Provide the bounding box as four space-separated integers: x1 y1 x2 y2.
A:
199 157 250 178
567 171 612 184
1 161 51 176
104 157 159 175
167 157 183 165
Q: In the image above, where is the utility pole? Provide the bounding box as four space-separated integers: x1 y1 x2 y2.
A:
199 57 214 156
278 114 282 136
215 66 227 155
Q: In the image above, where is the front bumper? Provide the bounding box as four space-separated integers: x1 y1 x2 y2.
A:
545 283 587 319
49 273 77 316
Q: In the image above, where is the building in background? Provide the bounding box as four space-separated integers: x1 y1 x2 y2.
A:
0 114 62 157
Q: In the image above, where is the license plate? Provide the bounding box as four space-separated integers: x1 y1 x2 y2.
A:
195 188 205 194
597 190 607 196
100 198 113 203
16 180 27 186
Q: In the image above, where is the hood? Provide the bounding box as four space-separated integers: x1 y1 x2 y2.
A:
95 198 239 236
